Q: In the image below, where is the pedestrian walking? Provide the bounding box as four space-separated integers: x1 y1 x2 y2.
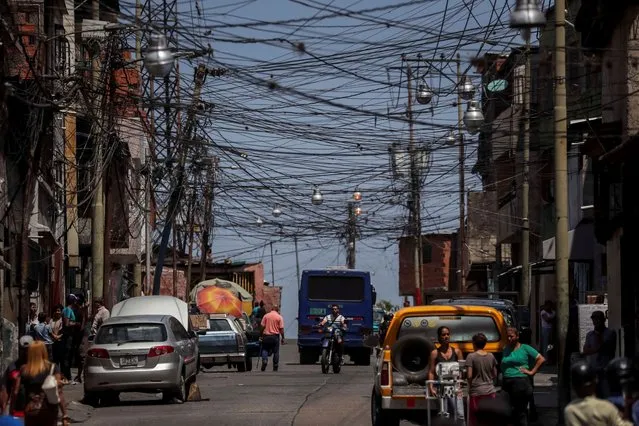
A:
466 333 498 426
14 341 69 426
0 336 33 418
427 326 465 420
259 305 285 372
500 327 545 426
60 295 78 382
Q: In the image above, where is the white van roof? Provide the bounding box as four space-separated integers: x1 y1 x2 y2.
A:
111 296 189 330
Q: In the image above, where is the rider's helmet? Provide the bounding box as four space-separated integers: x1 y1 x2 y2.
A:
606 357 634 395
571 359 597 389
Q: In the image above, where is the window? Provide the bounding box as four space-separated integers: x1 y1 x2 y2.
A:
422 243 433 264
307 276 365 301
208 319 233 332
170 318 189 340
397 315 501 343
95 323 166 344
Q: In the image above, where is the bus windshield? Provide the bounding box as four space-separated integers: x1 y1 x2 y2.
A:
307 276 365 301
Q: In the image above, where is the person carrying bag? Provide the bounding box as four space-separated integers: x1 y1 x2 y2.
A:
13 341 69 426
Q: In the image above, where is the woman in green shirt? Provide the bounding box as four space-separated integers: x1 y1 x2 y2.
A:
500 327 545 426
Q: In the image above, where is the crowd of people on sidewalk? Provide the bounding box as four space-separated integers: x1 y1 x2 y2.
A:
0 294 110 425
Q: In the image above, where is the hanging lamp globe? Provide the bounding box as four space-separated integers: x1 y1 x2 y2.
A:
272 206 282 218
463 101 484 135
446 130 457 146
311 187 324 205
143 33 175 78
256 217 264 227
459 76 476 101
416 83 433 105
353 190 362 202
509 0 546 30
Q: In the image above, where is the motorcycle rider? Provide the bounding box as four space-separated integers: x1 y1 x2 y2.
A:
318 305 347 361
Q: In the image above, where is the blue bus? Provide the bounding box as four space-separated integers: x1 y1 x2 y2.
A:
297 268 377 366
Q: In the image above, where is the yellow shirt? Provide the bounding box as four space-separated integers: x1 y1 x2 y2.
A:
564 396 632 426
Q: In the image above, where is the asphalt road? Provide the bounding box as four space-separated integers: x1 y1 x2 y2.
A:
66 343 381 426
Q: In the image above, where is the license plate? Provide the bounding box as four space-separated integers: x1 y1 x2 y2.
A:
120 356 138 367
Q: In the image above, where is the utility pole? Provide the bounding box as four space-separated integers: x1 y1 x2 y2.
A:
520 39 532 308
346 202 356 269
554 0 571 417
152 64 208 295
294 235 301 289
91 34 115 303
269 242 275 285
456 54 466 292
199 159 215 282
406 63 422 305
185 194 196 301
145 154 152 295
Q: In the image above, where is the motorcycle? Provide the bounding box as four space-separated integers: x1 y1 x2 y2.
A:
319 327 342 374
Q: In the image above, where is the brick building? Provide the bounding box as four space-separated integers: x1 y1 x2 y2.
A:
398 233 459 299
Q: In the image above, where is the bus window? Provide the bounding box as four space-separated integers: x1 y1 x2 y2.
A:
307 276 365 301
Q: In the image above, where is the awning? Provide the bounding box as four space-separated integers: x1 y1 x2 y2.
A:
542 221 595 261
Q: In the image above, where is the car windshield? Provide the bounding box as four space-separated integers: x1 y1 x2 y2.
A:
397 315 501 343
95 323 167 345
208 319 233 332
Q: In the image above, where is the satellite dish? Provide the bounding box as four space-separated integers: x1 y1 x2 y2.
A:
486 79 508 93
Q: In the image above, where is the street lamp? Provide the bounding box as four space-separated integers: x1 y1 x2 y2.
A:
352 190 362 202
272 205 282 218
445 130 457 146
509 0 546 31
256 217 264 227
416 82 433 105
459 76 476 101
311 187 324 206
143 33 175 78
463 100 484 135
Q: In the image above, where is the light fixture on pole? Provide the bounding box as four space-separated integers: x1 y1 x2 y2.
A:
272 205 282 218
509 0 546 32
352 190 362 202
463 100 484 135
354 206 363 216
311 186 324 206
459 76 476 101
445 130 457 146
256 217 263 227
416 82 433 105
143 33 175 78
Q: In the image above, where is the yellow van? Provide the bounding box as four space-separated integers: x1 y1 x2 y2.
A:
371 305 508 425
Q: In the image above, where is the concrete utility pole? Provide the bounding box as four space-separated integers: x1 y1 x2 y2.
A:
294 235 301 289
553 0 571 417
152 64 208 295
91 33 115 303
406 63 422 305
346 202 356 269
520 38 532 308
456 54 467 292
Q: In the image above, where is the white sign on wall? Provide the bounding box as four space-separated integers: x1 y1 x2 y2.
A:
577 303 608 352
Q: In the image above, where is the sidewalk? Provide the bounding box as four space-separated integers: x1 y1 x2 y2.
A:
59 369 93 424
532 366 559 426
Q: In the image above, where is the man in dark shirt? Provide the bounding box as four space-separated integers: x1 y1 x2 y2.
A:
0 335 33 417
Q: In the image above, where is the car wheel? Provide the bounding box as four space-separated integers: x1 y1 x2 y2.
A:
371 389 399 426
174 373 187 403
82 391 101 407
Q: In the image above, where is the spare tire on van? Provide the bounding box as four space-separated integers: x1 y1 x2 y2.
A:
391 335 434 384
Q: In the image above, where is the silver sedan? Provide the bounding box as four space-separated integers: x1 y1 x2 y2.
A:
83 314 199 405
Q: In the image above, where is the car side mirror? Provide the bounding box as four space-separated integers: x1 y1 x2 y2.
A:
197 330 207 336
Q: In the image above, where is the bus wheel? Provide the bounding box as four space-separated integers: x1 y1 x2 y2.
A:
299 350 317 365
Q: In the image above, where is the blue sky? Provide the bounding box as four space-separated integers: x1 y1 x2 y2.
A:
127 0 532 332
